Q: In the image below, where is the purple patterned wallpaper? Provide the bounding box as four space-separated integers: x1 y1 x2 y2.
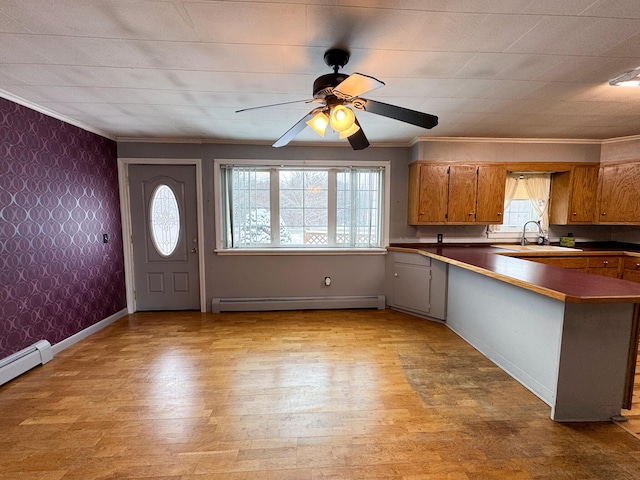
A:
0 98 125 359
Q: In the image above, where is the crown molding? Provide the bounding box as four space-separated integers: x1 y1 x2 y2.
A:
117 137 412 148
0 90 115 141
600 134 640 144
413 136 603 145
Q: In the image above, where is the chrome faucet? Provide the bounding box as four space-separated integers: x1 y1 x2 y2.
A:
521 220 543 245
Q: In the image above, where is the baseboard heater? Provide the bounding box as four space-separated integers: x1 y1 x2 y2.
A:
212 295 386 313
0 340 53 387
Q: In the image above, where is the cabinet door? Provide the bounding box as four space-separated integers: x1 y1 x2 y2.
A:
598 163 640 223
588 268 621 278
393 263 431 314
569 165 598 223
549 171 571 225
476 165 506 223
623 270 640 283
623 257 640 283
416 164 449 223
527 256 589 270
447 165 477 223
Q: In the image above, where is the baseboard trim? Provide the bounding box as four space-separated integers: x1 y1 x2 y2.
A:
52 308 128 355
0 340 53 386
212 296 386 313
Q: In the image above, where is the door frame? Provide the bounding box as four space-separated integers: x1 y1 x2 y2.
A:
118 158 206 313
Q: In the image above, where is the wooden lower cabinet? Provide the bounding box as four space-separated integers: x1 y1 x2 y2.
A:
525 254 640 280
587 256 621 278
623 257 640 283
527 256 588 271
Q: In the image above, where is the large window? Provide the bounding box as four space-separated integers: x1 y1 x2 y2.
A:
216 161 389 251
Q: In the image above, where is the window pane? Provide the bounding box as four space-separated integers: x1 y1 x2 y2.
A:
149 184 180 256
336 170 381 247
229 168 271 247
502 200 540 228
280 170 328 245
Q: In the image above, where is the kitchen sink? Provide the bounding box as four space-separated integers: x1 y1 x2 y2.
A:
491 244 582 252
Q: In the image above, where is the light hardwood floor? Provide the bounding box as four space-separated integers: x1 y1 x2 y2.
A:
2 309 640 479
620 339 640 440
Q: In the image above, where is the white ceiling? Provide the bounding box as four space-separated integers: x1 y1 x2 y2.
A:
2 0 640 146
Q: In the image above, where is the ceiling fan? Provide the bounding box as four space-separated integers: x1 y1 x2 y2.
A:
236 48 439 150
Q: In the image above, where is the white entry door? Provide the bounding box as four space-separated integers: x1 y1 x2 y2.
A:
128 165 200 310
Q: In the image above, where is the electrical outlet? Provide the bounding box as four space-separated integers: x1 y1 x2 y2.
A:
102 233 109 244
437 233 443 243
324 277 331 286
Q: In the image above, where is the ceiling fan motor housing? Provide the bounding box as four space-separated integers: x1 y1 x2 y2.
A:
313 73 349 99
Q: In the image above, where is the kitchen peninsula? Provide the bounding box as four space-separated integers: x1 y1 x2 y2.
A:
387 244 640 422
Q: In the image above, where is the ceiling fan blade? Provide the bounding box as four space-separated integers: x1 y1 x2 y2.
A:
333 73 385 99
272 112 315 148
356 98 438 129
347 118 369 150
236 98 317 113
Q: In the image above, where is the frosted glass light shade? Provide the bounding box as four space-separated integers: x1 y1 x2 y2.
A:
339 123 360 139
329 105 355 132
306 112 329 137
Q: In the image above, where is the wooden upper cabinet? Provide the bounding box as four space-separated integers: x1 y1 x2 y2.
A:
408 163 449 224
475 165 506 223
597 162 640 224
408 162 506 225
448 166 478 223
549 165 598 225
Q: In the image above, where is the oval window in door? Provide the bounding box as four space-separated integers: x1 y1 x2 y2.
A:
149 184 180 256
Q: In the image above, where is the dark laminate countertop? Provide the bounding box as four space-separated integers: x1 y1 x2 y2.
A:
388 243 640 304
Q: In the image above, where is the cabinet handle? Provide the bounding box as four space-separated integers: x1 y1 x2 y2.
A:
394 273 398 277
601 212 607 216
468 212 474 216
636 263 640 268
496 212 501 216
602 260 609 265
572 212 577 216
419 212 425 215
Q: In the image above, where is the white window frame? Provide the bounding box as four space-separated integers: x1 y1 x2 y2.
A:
213 159 390 255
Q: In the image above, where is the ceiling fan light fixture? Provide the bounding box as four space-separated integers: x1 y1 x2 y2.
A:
329 105 356 132
306 111 329 137
339 122 360 139
609 67 640 87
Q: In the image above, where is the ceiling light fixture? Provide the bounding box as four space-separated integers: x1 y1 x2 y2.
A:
609 67 640 87
306 111 329 137
329 105 356 132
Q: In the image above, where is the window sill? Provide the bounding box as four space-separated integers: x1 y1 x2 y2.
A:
214 247 387 256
